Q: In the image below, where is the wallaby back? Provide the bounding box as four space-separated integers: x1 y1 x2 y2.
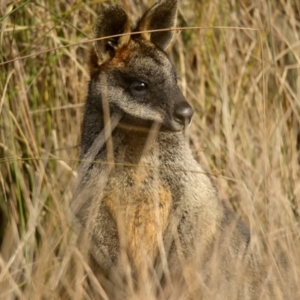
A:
72 0 263 299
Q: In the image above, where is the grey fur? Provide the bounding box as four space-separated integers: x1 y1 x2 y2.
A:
72 0 263 299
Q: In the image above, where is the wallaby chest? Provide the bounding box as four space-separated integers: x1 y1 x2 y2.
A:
101 164 172 270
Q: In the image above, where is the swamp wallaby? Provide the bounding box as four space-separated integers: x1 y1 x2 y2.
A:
72 0 263 298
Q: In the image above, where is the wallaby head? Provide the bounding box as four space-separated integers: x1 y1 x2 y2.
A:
81 0 193 156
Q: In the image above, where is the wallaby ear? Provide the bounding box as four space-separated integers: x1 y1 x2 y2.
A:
94 5 131 63
137 0 178 50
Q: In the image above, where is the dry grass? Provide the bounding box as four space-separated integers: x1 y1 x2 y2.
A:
0 0 299 299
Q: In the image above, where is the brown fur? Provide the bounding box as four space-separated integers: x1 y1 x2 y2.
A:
102 172 172 274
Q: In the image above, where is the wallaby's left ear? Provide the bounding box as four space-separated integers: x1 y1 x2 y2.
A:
137 0 178 50
94 5 131 63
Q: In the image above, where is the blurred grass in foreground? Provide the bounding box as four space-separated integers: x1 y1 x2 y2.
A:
0 0 299 299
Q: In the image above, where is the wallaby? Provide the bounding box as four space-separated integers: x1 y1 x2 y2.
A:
71 0 263 299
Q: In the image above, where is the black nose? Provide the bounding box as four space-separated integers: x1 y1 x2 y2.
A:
174 103 194 126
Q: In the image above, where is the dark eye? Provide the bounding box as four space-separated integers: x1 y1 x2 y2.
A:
130 81 148 92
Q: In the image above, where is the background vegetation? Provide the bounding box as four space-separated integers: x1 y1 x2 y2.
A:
0 0 299 299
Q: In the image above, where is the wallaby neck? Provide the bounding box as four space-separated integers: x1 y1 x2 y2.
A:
106 126 186 167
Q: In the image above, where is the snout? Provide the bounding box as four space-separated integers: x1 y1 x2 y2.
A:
162 101 194 132
174 102 194 126
161 86 194 132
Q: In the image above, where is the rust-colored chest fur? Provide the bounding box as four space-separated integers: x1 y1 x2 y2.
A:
102 166 172 272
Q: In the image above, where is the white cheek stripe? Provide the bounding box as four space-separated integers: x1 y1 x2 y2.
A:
104 88 163 122
116 100 163 122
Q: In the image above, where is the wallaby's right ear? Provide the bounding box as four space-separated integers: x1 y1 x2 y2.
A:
137 0 178 50
94 5 131 63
